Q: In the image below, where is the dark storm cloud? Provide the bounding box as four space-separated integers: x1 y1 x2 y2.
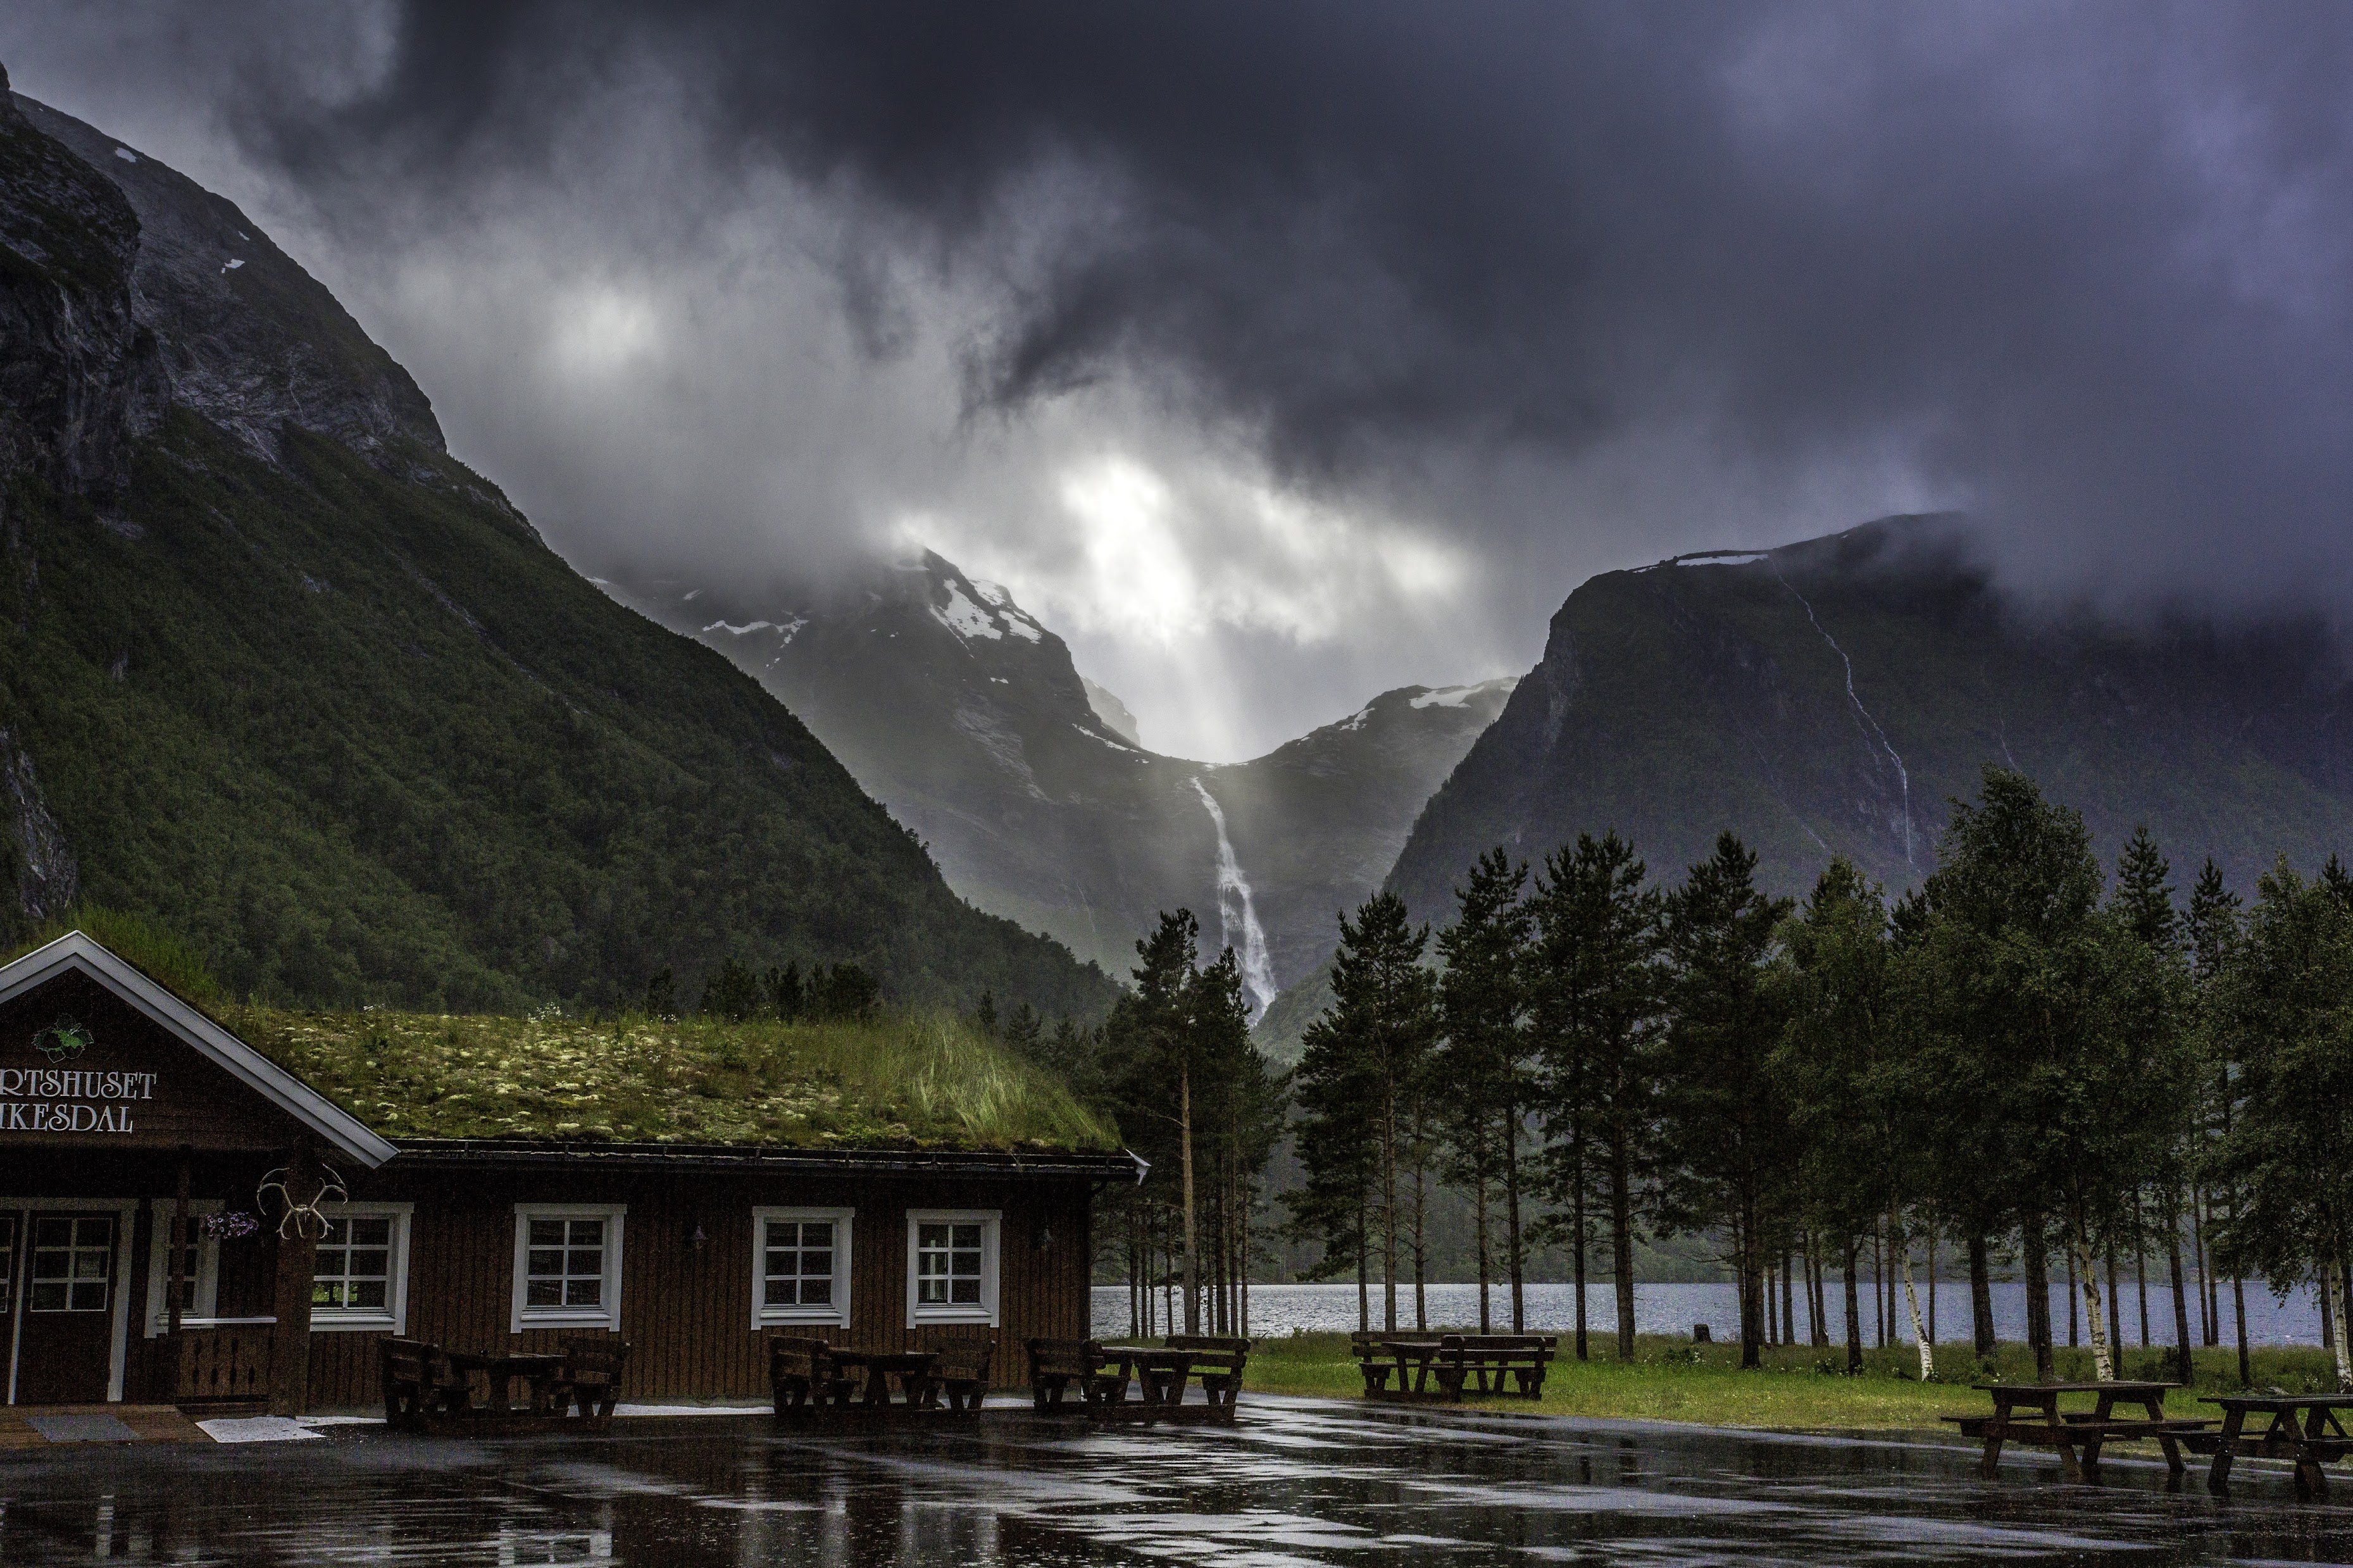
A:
218 0 2353 609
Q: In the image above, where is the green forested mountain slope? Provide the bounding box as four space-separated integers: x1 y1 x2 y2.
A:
1387 518 2353 921
0 78 1116 1018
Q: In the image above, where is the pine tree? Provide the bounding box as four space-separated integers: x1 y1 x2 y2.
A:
1526 831 1660 1360
2109 826 2197 1384
2187 857 2250 1380
1437 848 1533 1331
1654 832 1796 1370
1287 893 1435 1333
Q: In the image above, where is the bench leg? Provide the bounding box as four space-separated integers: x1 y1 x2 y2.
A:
2156 1434 2184 1477
2054 1435 2085 1484
2297 1447 2330 1498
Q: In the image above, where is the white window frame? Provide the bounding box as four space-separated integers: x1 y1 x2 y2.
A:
510 1204 626 1333
143 1198 223 1336
751 1206 853 1329
310 1202 413 1335
904 1209 1000 1328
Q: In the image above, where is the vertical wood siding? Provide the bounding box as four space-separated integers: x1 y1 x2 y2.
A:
301 1168 1097 1409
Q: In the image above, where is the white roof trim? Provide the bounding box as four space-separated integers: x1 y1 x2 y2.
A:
0 931 397 1168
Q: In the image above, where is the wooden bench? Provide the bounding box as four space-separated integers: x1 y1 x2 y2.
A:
547 1338 632 1431
770 1335 858 1413
380 1337 471 1432
1352 1333 1556 1402
930 1335 997 1412
1942 1382 2209 1480
2190 1395 2353 1495
1026 1338 1125 1411
1164 1335 1252 1409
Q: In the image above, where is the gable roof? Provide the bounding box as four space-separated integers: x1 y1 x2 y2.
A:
0 931 397 1167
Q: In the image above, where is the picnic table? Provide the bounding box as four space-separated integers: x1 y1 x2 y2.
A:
2189 1395 2353 1495
1098 1345 1197 1407
443 1350 568 1416
1944 1382 2210 1481
830 1349 940 1409
1351 1333 1557 1402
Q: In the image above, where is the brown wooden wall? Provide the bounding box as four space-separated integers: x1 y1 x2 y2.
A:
299 1164 1097 1409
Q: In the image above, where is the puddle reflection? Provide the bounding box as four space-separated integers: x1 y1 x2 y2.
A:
1 1400 2349 1564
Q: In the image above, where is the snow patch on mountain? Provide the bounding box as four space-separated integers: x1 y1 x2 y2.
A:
933 580 1003 641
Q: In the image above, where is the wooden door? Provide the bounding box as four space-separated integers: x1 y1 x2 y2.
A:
15 1214 116 1404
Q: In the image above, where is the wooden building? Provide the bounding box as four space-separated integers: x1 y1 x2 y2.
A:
0 933 1131 1412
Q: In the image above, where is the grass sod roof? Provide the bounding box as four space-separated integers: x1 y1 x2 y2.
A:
224 1008 1121 1153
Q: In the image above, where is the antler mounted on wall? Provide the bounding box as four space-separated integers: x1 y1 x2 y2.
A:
257 1155 347 1241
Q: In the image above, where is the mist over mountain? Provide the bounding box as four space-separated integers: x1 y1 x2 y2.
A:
610 552 1512 998
0 76 1114 1018
1390 515 2353 919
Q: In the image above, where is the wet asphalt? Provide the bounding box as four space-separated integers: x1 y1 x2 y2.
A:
1 1395 2348 1564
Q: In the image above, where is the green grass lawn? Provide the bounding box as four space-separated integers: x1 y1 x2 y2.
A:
1244 1331 2347 1433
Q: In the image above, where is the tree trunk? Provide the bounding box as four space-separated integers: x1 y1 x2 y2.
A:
1474 1170 1492 1335
1842 1233 1863 1374
1381 1074 1399 1335
1239 1181 1252 1337
2331 1264 2353 1392
1180 1062 1200 1335
1927 1233 1937 1353
2106 1249 2123 1361
2194 1185 2216 1346
2023 1216 2055 1381
2065 1246 2080 1347
1899 1216 1934 1382
1356 1197 1370 1334
1572 1132 1589 1360
1740 1212 1763 1370
1873 1226 1885 1348
2135 1234 2150 1348
2233 1272 2251 1388
2166 1192 2194 1386
1503 1101 1525 1333
2073 1218 2116 1383
1411 1131 1428 1333
1969 1234 1995 1358
1610 1112 1637 1360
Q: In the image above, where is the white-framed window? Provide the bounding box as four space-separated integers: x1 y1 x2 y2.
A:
904 1210 999 1327
511 1204 626 1333
144 1198 222 1336
752 1206 852 1328
311 1202 411 1334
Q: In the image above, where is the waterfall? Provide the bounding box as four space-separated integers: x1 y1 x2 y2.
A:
1774 569 1914 866
1190 777 1279 1017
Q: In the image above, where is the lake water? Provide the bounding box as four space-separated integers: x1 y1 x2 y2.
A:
1096 1279 2334 1346
3 1400 2347 1564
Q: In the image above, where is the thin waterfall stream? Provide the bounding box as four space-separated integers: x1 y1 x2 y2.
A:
1190 776 1278 1016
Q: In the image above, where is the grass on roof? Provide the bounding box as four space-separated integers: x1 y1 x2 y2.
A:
227 1005 1120 1152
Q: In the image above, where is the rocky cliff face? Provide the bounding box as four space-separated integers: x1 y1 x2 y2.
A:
1385 518 2353 922
619 552 1512 998
15 94 444 468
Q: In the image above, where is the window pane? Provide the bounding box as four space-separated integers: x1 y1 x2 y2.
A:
918 1223 947 1250
765 1221 792 1248
70 1281 106 1311
527 1279 561 1306
568 1220 603 1247
28 1282 65 1312
919 1278 945 1305
349 1249 389 1278
34 1218 68 1247
529 1219 565 1246
765 1279 793 1306
950 1224 981 1249
802 1249 832 1276
527 1249 565 1276
565 1279 601 1307
351 1280 387 1309
566 1248 602 1276
802 1222 831 1247
311 1281 345 1308
952 1279 981 1304
799 1279 831 1305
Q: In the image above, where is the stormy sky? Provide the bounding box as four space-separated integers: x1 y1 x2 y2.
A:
7 2 2353 759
